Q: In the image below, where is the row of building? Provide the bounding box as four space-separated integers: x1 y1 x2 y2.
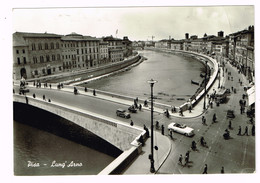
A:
13 32 133 80
152 26 254 82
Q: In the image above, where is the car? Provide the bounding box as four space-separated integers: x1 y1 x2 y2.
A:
116 108 131 119
168 122 194 137
128 105 137 113
19 86 30 94
226 110 235 118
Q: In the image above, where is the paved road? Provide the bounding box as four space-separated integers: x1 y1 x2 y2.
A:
156 61 255 174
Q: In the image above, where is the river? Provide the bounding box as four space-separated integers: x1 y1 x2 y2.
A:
83 50 205 106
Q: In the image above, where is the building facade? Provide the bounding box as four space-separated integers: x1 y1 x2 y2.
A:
13 32 63 80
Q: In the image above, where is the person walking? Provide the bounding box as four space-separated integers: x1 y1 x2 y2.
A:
130 120 134 126
221 166 225 174
202 116 206 125
237 126 242 135
252 125 255 136
178 154 183 165
202 164 208 174
243 126 249 136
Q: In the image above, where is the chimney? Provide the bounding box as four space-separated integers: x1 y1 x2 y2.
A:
185 33 189 39
218 31 224 37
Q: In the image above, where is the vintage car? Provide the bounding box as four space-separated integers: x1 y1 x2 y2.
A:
19 86 30 94
128 105 137 113
168 122 194 137
226 110 235 119
116 108 131 119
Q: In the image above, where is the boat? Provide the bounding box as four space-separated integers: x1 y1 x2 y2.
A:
191 80 200 85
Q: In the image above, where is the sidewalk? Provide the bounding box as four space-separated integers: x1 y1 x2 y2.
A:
122 131 172 174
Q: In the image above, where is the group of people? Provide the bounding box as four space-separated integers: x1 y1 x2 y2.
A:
237 125 255 136
178 150 190 167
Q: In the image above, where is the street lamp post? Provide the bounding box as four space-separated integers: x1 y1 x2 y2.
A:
203 60 208 110
218 68 221 89
147 78 157 173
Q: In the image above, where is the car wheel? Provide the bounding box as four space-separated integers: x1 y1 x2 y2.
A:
184 133 188 137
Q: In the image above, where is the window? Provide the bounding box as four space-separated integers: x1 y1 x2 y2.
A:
56 42 59 49
34 70 38 75
42 69 46 74
53 67 56 72
51 42 54 49
16 50 19 54
32 43 36 50
46 55 50 62
17 57 20 65
38 43 42 50
23 57 26 64
33 56 38 63
45 43 48 50
40 56 44 63
52 55 56 61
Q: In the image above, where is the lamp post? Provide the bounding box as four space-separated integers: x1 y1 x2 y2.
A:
147 78 157 173
203 60 208 110
218 67 221 89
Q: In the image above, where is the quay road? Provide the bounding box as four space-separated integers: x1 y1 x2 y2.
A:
13 60 255 174
155 60 255 174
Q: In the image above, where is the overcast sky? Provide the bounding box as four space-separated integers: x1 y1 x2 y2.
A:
12 6 254 41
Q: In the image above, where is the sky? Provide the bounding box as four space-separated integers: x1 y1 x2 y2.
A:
12 6 254 41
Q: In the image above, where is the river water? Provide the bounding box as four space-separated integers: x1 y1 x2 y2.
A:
84 50 204 106
13 50 204 175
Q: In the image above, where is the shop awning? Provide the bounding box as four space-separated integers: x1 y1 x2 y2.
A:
247 85 255 106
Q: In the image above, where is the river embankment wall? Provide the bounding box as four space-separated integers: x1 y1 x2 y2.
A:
26 54 142 84
145 47 219 111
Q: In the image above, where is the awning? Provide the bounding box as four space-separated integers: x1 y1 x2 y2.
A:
247 85 255 106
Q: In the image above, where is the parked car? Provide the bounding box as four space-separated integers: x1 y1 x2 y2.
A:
226 110 235 118
128 105 137 113
19 86 29 94
116 108 131 119
168 122 194 137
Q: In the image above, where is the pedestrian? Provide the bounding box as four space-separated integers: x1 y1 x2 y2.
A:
161 125 164 135
178 154 183 165
130 120 134 126
240 106 243 114
43 95 45 101
85 87 87 92
237 126 242 135
228 120 232 129
189 106 192 113
202 164 208 174
243 126 249 136
184 154 189 166
33 93 36 98
252 125 255 136
212 113 217 123
202 116 206 125
144 125 149 137
179 108 183 116
139 104 142 111
221 166 225 174
93 89 96 96
185 151 190 163
169 130 173 139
